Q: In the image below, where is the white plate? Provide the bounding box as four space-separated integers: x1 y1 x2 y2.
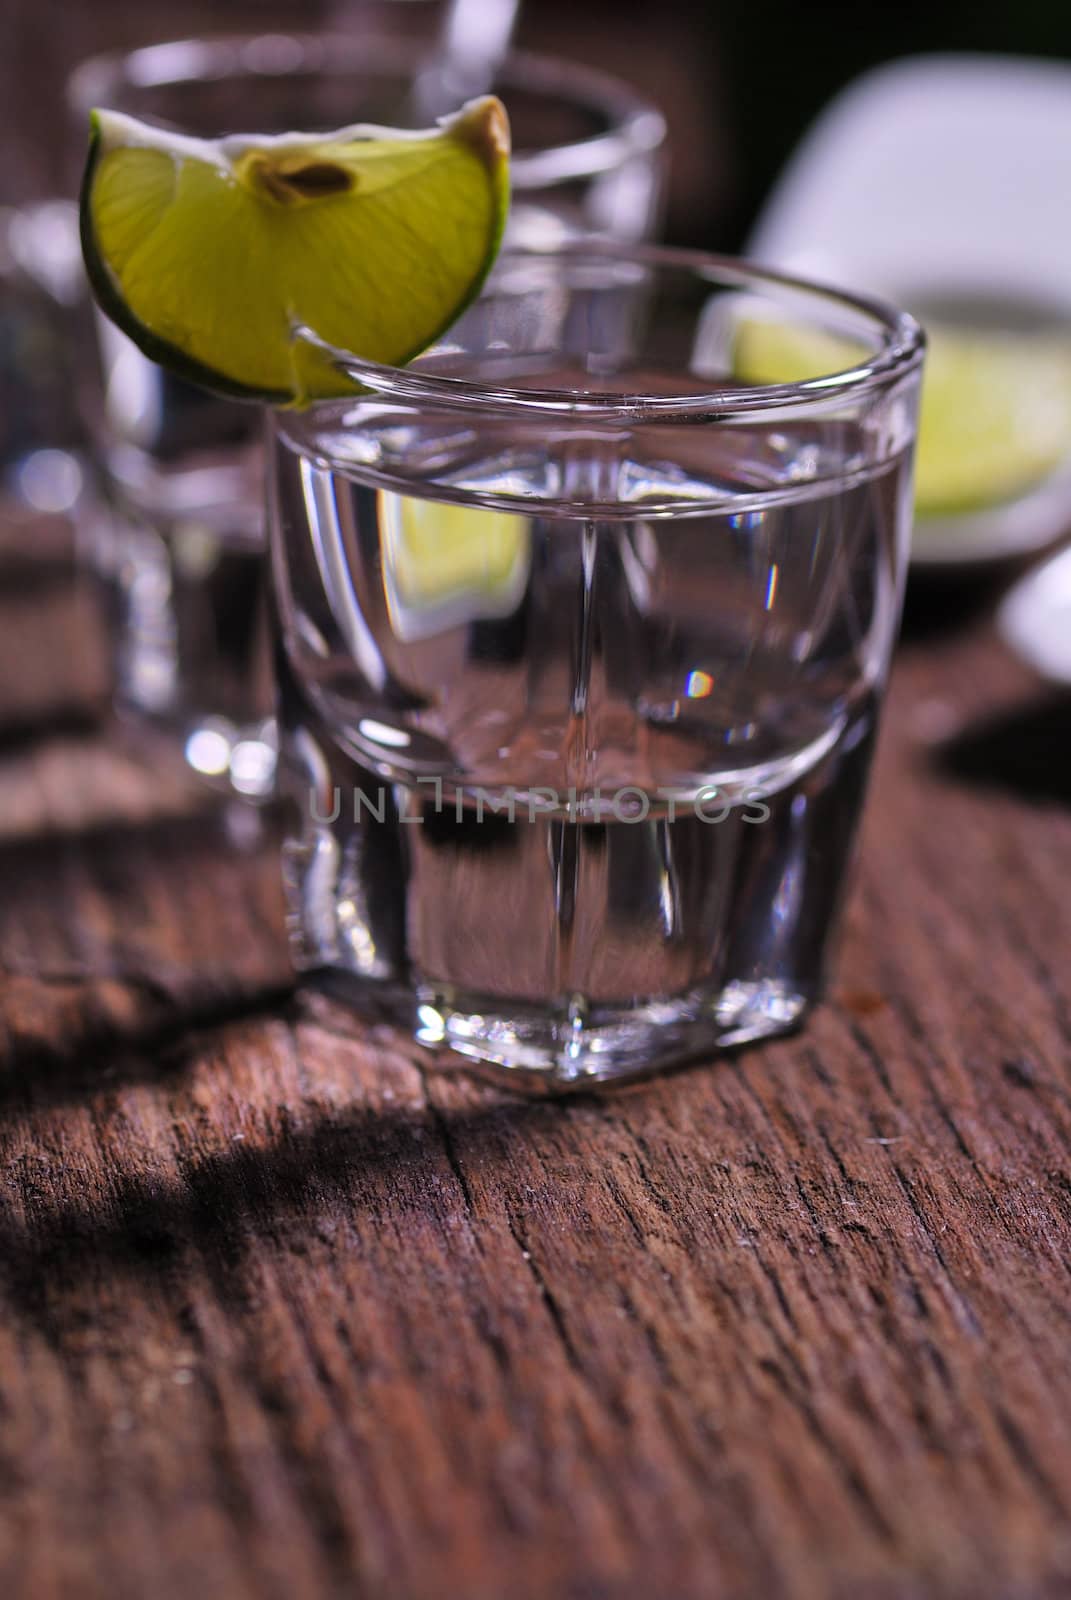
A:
998 545 1071 686
748 55 1071 568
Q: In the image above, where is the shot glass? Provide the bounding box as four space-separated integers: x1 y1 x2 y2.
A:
268 241 923 1089
67 34 667 798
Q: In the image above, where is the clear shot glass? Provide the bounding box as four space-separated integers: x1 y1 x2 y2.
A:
268 241 924 1089
66 33 668 799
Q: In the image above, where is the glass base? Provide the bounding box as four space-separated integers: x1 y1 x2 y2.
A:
179 712 278 800
109 703 279 802
310 970 810 1091
277 657 878 1093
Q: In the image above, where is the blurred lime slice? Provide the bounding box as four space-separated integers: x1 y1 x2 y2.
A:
915 330 1071 515
380 492 530 641
80 99 510 403
732 318 867 390
733 317 1071 517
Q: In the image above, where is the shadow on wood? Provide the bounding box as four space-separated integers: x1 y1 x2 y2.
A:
935 691 1071 807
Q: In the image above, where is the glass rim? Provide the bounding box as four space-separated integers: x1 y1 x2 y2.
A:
296 240 925 423
66 32 668 182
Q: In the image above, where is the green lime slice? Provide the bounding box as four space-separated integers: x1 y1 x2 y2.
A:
732 317 1071 518
380 492 530 639
914 331 1071 517
80 99 510 404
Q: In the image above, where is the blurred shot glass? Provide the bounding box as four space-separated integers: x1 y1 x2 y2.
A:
65 31 667 799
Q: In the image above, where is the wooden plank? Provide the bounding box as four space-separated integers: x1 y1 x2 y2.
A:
0 528 1069 1599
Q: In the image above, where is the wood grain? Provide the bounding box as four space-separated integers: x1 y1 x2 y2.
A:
1 525 1070 1600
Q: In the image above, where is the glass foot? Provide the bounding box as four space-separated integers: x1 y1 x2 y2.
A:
311 972 811 1092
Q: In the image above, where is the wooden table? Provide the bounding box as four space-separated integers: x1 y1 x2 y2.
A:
1 512 1069 1600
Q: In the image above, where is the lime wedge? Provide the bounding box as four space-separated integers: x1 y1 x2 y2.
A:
733 317 1071 518
914 332 1071 517
380 492 530 641
80 99 510 403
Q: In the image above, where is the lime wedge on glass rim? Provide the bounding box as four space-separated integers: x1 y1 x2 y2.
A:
79 97 510 403
733 317 1071 518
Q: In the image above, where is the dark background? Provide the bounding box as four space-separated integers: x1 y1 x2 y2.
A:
518 0 1071 247
5 0 1071 239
